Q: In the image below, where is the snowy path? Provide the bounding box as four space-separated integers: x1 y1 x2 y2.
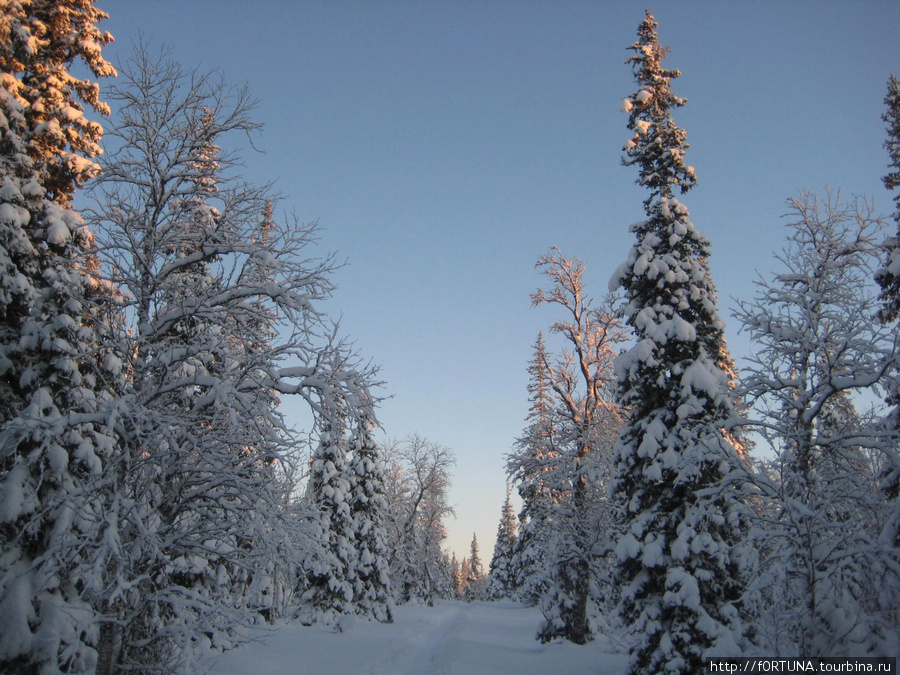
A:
202 600 628 675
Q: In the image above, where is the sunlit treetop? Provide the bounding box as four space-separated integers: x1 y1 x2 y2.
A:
620 10 696 207
0 0 116 205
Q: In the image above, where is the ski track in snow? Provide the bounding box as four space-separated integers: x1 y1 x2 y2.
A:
203 600 628 675
365 599 468 675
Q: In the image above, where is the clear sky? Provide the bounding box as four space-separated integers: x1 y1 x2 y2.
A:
93 1 899 560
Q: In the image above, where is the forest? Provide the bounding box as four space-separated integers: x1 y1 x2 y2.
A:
0 2 898 674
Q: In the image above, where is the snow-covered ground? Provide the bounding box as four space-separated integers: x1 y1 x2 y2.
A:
203 600 629 675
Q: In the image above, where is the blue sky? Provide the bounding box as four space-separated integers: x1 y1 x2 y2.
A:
94 1 899 559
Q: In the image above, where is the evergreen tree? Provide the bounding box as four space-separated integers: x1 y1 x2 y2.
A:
876 74 900 324
464 534 485 600
459 557 471 598
485 485 518 600
610 12 752 672
348 410 394 623
875 74 900 559
0 2 118 671
302 415 358 626
507 333 559 604
450 553 462 597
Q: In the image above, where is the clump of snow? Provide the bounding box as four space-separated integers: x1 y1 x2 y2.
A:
45 220 71 246
680 359 723 399
0 202 29 228
641 535 664 567
0 560 35 660
0 463 36 522
886 249 900 276
664 567 701 612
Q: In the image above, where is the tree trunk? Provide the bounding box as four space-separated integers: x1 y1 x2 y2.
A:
96 621 122 675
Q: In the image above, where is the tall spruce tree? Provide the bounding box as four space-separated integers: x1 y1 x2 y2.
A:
222 201 298 627
464 534 484 600
876 74 900 324
875 75 900 558
459 557 471 597
485 485 518 600
450 553 462 597
302 413 358 626
0 2 118 672
507 333 559 605
609 12 752 673
348 409 394 623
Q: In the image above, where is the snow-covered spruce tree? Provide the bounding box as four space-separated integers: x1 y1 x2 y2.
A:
88 47 375 670
506 333 560 605
876 74 900 325
301 412 358 627
348 409 394 623
511 249 625 643
464 533 485 600
0 2 119 672
734 190 897 656
458 557 470 597
449 554 461 597
485 485 518 600
875 74 900 560
609 12 753 672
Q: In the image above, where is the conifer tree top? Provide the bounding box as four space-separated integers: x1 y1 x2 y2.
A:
621 10 696 205
884 74 900 200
